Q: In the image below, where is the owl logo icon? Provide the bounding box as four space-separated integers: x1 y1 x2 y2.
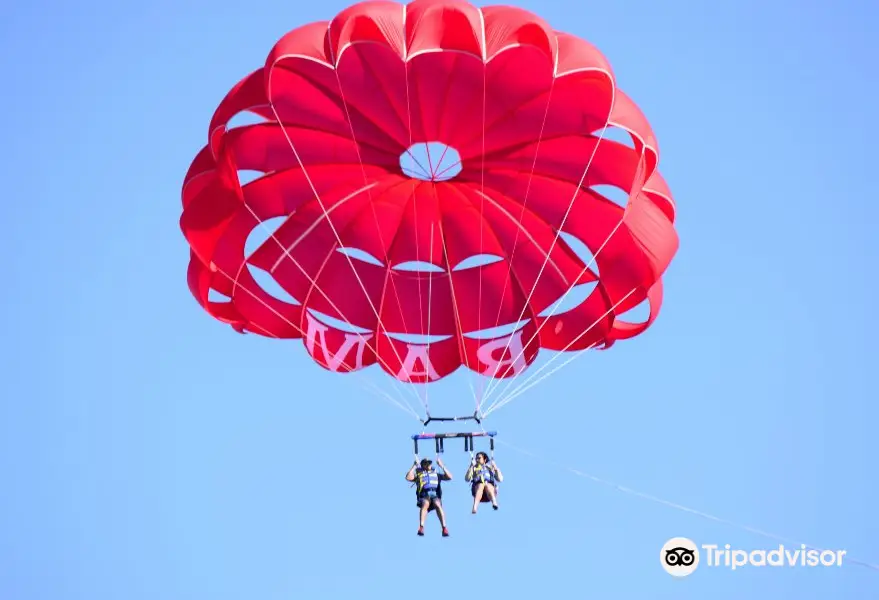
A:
660 537 699 576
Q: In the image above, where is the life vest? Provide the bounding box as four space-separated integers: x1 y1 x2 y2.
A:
415 468 440 494
472 463 495 484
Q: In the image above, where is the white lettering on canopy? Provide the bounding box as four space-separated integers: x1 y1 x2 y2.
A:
304 316 530 381
476 329 528 377
304 313 372 371
396 344 441 381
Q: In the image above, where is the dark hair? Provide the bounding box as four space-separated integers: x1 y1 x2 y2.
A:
420 458 432 468
475 452 489 461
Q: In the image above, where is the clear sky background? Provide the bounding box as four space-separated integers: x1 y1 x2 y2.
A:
2 0 877 598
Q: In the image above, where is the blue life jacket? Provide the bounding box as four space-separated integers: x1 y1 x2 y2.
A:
415 468 440 494
472 463 495 484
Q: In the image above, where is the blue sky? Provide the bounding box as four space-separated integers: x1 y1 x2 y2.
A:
2 0 878 598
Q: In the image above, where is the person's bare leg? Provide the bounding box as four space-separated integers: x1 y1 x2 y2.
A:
418 501 429 533
434 500 448 530
472 483 485 513
485 484 498 509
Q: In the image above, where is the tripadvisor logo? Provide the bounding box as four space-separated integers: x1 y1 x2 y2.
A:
661 537 699 577
661 537 846 576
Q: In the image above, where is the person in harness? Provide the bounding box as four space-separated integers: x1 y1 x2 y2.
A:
465 451 503 513
406 457 453 537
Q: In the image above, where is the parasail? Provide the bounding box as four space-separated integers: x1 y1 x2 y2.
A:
179 0 679 421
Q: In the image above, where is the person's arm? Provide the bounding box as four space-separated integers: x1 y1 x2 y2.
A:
405 462 417 481
492 461 503 482
464 460 475 482
437 457 452 480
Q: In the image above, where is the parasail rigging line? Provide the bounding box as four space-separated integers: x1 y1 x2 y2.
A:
499 438 879 573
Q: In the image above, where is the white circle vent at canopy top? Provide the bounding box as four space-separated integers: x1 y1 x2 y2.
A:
399 141 463 181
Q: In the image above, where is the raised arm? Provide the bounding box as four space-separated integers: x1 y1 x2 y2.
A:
492 461 503 482
464 460 475 482
405 462 417 481
436 457 452 480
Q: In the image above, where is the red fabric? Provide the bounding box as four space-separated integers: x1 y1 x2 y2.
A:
180 0 679 382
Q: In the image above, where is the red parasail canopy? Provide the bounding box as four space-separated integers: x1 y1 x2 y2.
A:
180 0 679 384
